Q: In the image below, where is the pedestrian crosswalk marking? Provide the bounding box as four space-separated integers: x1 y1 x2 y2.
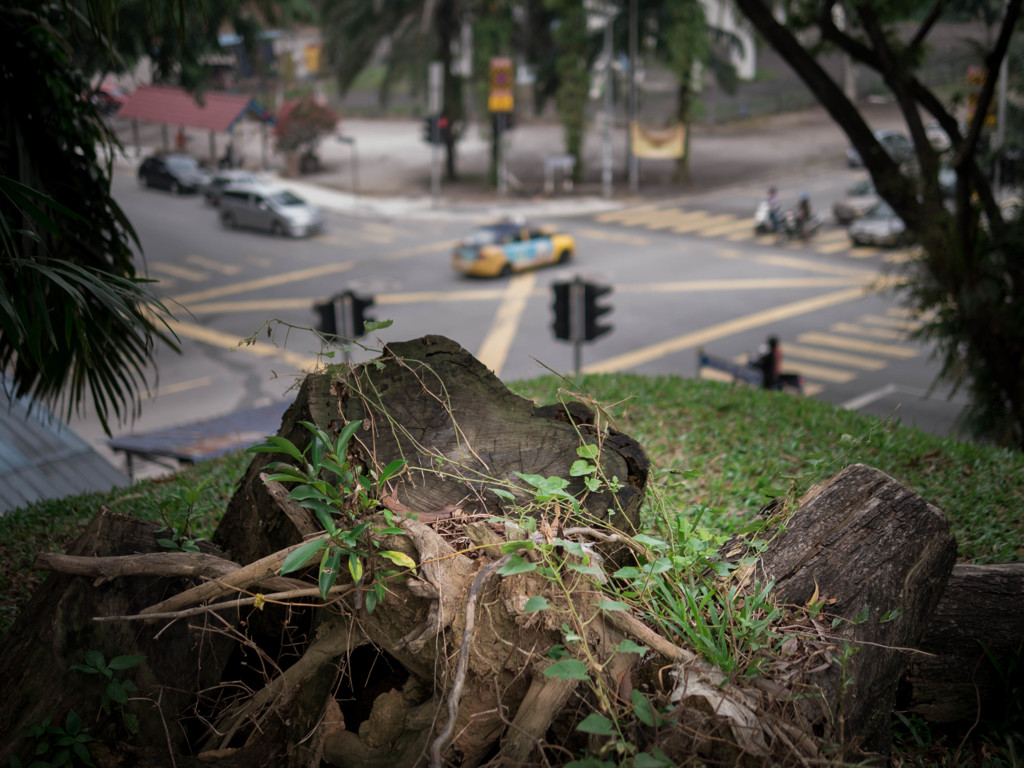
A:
785 361 857 383
596 206 683 226
575 228 650 246
859 314 922 331
644 209 705 229
782 343 887 370
594 204 663 223
699 217 750 237
796 332 918 358
672 213 735 234
830 322 908 341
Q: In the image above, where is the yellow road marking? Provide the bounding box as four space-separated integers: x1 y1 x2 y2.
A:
185 255 241 275
796 332 918 358
816 230 849 245
165 318 318 371
849 246 880 258
802 382 826 396
583 287 866 374
143 376 214 400
830 322 908 341
574 228 650 246
671 213 734 233
816 239 853 254
698 218 749 237
725 229 756 241
150 262 209 281
594 204 664 223
859 314 922 331
646 210 706 229
171 262 356 305
475 273 536 378
624 276 863 293
785 361 856 383
752 253 875 278
782 343 886 370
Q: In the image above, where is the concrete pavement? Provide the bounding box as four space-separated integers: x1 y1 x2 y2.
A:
109 99 907 221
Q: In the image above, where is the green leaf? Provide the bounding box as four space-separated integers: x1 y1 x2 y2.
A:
631 689 660 727
497 555 537 576
500 540 534 553
319 548 342 600
364 319 392 332
378 459 407 484
577 443 600 460
598 599 631 612
281 537 327 575
106 681 128 705
107 655 145 671
334 419 362 456
570 460 596 477
379 550 417 571
348 552 364 583
542 658 589 680
489 487 516 501
249 435 304 462
575 712 616 735
566 562 605 578
523 595 550 612
616 639 649 655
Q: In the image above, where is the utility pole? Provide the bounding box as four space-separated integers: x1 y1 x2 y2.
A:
602 15 614 200
628 0 638 194
428 61 444 207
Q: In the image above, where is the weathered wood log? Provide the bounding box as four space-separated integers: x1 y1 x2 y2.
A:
899 562 1024 723
749 463 958 761
213 335 650 566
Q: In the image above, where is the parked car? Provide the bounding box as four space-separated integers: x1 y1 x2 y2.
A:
846 129 914 168
452 219 575 278
219 182 325 237
849 201 910 247
202 169 261 206
137 154 211 194
832 178 879 224
91 85 128 115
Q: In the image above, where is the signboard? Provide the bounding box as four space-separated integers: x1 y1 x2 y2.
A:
488 57 514 113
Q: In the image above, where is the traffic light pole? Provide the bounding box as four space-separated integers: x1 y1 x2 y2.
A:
570 277 585 375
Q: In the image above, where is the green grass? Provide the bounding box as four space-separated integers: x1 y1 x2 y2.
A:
3 374 1021 637
2 373 1021 763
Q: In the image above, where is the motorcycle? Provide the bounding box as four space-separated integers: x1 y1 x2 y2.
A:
754 200 822 241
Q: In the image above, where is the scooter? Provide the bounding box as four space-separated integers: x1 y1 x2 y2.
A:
753 200 777 234
779 209 823 241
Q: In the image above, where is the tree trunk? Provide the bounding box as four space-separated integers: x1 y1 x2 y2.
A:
899 562 1024 723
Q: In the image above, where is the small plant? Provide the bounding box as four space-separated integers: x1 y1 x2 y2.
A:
154 481 210 552
251 419 414 608
10 710 93 768
69 651 146 719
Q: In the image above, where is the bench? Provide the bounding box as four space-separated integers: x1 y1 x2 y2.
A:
108 401 289 480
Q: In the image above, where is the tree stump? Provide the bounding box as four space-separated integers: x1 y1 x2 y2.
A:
214 335 650 566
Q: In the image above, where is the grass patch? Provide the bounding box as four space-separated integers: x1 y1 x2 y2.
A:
3 374 1021 636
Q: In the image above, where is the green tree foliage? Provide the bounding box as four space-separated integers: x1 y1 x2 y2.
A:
545 0 590 183
0 3 179 436
732 0 1024 447
321 0 466 180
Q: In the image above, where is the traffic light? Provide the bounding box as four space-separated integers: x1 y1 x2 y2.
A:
582 282 613 341
421 115 440 145
314 299 338 339
345 290 375 337
552 282 572 340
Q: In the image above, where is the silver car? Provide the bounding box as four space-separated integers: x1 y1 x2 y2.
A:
219 182 325 237
849 201 910 247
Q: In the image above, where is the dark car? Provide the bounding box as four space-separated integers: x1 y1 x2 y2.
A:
137 154 211 194
846 129 914 168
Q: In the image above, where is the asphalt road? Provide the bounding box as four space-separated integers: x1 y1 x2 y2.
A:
65 157 968 480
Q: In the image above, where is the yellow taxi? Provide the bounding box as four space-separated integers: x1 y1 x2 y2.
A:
452 219 575 278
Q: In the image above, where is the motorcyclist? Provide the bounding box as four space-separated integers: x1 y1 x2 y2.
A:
765 186 782 232
795 192 812 239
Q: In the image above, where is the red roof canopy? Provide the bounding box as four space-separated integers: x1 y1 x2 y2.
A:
116 85 270 132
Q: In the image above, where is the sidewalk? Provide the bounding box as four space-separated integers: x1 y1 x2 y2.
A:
109 100 907 220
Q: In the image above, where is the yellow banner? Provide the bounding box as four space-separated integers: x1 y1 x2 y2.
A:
631 121 686 159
